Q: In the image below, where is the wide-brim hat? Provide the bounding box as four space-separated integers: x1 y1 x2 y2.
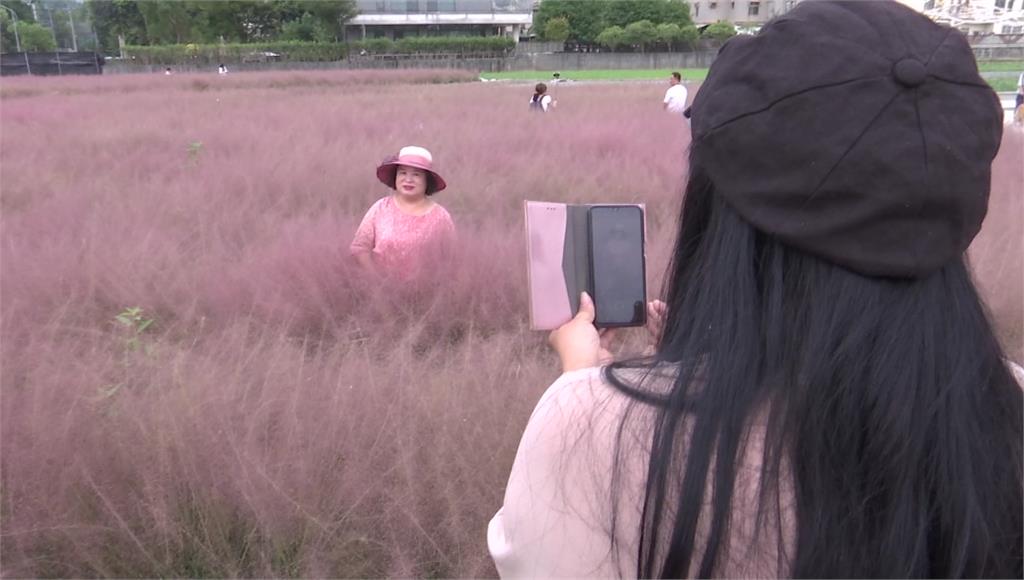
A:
375 146 447 195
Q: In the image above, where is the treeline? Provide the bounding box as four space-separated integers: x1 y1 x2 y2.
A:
88 0 357 54
125 36 516 65
535 0 735 51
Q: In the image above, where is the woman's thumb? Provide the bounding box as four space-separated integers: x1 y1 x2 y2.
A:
575 292 595 323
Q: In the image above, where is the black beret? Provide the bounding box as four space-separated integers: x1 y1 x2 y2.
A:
689 0 1004 278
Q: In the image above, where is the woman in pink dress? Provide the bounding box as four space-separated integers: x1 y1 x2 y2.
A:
350 146 456 281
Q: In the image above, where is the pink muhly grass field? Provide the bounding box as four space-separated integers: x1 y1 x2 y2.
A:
1 69 1020 578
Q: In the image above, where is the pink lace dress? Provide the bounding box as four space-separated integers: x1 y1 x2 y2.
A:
350 196 456 280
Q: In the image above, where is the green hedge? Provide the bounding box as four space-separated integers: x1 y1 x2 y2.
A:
124 36 516 65
352 36 514 55
124 42 347 65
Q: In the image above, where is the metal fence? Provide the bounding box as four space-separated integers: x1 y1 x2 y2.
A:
353 0 532 13
0 52 105 76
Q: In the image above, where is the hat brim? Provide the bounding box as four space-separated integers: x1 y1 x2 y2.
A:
376 160 447 194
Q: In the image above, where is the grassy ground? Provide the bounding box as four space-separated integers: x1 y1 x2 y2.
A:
977 60 1024 72
482 65 1019 91
988 77 1020 92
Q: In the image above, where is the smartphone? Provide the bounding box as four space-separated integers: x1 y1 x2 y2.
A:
588 205 647 328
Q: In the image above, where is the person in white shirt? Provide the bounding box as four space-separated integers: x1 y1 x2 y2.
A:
1016 71 1023 114
663 71 688 116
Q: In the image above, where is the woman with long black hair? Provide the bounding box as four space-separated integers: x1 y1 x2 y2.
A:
488 1 1023 577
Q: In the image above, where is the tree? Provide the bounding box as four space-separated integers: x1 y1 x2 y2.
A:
137 0 196 44
189 1 248 42
595 24 624 50
87 0 148 53
660 0 693 27
534 0 610 44
0 9 15 52
703 20 736 41
655 22 679 50
543 16 570 42
654 21 698 50
604 0 692 28
17 21 58 51
623 19 656 52
0 0 34 23
677 22 698 48
279 0 356 41
279 11 332 42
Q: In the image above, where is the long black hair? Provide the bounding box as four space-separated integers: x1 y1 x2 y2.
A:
606 164 1023 578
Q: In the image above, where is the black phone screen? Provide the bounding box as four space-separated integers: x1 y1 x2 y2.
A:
588 205 646 327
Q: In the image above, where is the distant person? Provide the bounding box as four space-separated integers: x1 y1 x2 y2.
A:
164 67 172 75
350 146 456 281
218 63 228 75
489 1 1021 578
1016 70 1023 125
551 71 563 84
663 70 688 117
529 83 555 113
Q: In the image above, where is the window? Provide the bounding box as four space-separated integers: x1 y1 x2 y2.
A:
924 0 935 9
1008 0 1015 10
995 0 1005 8
694 2 700 17
710 1 717 9
427 0 438 10
406 0 419 12
748 1 760 16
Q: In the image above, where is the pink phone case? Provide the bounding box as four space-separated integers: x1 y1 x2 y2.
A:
525 202 573 330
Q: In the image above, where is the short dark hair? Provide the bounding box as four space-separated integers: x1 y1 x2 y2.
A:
671 71 682 81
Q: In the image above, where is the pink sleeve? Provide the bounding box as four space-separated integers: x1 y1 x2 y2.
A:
437 208 457 259
350 199 381 256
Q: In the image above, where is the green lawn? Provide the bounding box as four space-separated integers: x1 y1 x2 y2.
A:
480 68 709 81
481 66 1015 92
988 77 1019 92
977 60 1024 72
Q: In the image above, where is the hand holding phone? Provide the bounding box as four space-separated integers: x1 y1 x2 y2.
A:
525 201 647 330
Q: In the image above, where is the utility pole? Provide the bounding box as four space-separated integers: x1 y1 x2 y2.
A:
68 6 77 52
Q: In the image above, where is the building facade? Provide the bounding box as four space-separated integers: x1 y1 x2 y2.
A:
903 0 1024 35
690 0 799 26
346 0 533 41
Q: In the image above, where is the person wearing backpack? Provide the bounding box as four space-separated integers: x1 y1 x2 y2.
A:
529 83 555 113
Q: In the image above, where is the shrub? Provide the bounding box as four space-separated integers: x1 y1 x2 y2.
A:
543 17 570 42
595 25 625 50
624 19 657 52
703 20 737 41
15 22 57 52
